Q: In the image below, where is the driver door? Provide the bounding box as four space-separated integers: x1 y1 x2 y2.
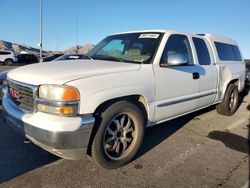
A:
154 34 202 122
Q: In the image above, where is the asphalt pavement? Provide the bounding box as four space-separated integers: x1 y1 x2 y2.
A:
0 66 249 188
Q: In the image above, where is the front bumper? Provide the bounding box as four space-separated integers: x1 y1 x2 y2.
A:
2 94 95 160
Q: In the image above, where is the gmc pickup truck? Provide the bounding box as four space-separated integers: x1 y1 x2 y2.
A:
2 30 246 169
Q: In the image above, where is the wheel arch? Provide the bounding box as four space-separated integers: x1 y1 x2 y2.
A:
220 78 239 100
224 78 239 92
86 94 149 156
93 94 149 123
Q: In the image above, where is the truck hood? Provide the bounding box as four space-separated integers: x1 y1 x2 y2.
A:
7 60 141 85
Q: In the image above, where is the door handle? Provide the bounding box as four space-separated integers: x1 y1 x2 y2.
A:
193 72 200 79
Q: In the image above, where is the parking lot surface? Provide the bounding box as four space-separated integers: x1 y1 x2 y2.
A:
0 66 249 188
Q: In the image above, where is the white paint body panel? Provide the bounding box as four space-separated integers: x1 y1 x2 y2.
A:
192 35 218 108
7 60 141 85
204 33 246 100
67 64 155 122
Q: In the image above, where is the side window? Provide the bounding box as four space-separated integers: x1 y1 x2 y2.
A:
0 51 10 55
215 42 237 61
231 45 242 61
193 37 211 65
161 34 193 65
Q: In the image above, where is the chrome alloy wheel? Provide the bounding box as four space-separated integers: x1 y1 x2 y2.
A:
229 90 237 111
103 113 137 160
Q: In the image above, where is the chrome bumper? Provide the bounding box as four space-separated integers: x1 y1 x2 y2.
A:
2 95 95 160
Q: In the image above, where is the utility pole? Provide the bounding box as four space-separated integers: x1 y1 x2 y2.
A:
76 17 79 51
39 0 43 62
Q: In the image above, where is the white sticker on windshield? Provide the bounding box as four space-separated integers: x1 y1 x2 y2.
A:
139 34 159 39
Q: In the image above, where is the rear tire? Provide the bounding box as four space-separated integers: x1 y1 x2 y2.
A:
91 101 145 169
4 59 13 66
216 84 239 116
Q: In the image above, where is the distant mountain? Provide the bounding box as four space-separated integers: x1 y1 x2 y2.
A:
0 40 52 55
0 40 94 56
64 44 94 54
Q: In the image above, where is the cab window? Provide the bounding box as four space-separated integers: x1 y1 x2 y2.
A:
215 42 242 61
193 37 211 65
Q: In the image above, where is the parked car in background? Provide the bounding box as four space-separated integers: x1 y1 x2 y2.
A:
52 53 90 61
245 61 250 86
0 50 18 65
42 54 64 62
17 54 38 64
0 70 8 100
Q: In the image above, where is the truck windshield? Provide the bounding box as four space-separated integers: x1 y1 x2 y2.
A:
87 32 163 64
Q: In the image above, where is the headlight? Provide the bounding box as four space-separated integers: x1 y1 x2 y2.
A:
37 85 80 116
39 85 80 101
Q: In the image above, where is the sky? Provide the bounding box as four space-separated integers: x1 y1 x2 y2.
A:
0 0 249 58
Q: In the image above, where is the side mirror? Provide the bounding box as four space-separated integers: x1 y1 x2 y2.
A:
161 53 188 67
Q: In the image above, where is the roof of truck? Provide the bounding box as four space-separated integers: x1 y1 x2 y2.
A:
112 29 238 45
197 33 238 45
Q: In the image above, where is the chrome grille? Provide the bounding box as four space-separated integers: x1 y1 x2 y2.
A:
7 80 36 112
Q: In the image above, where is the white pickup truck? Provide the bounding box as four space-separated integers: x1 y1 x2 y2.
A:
2 30 245 169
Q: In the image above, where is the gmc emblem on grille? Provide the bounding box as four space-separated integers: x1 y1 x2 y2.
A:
9 88 19 100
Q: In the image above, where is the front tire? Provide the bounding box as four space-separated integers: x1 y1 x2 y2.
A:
216 84 239 116
92 101 145 169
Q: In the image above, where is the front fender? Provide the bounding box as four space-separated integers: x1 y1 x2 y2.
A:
66 65 155 116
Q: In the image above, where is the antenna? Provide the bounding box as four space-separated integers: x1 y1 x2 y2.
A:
76 17 79 51
39 0 43 61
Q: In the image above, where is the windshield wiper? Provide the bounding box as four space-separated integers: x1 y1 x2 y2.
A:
92 54 123 62
92 54 142 64
84 54 94 60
